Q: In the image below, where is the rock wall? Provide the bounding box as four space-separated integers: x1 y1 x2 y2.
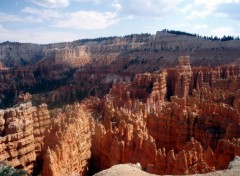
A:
1 31 240 109
41 103 93 176
0 102 36 173
33 104 51 160
0 55 240 175
173 56 192 98
87 56 240 175
0 102 50 174
0 42 43 67
0 63 76 108
49 32 240 69
90 99 215 175
2 31 240 69
0 101 92 175
53 46 91 67
94 156 240 176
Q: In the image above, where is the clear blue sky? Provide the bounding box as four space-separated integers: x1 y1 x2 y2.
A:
0 0 240 44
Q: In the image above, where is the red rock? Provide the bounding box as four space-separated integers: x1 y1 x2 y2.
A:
17 92 32 104
86 56 240 175
41 103 92 176
1 55 240 176
0 102 51 174
174 56 192 98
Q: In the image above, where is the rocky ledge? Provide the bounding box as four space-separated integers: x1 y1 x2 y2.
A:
94 156 240 176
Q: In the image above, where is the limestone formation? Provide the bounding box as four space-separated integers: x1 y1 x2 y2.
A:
85 56 240 175
174 56 192 98
89 98 215 175
17 93 32 104
0 61 6 70
0 103 35 173
1 31 240 108
94 156 240 176
0 42 43 67
0 102 51 174
33 104 51 159
41 103 93 176
0 55 240 175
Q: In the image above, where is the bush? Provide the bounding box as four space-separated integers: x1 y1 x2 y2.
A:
0 165 27 176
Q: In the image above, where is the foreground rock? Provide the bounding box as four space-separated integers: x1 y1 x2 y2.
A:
94 157 240 176
94 163 156 176
41 103 93 176
0 102 93 175
0 102 50 174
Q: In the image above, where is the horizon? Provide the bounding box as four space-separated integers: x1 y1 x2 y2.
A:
1 29 239 45
0 0 240 44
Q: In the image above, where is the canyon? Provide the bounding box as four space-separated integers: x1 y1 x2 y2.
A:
0 31 240 175
1 31 240 109
1 57 240 175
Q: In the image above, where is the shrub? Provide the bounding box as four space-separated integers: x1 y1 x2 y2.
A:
0 165 27 176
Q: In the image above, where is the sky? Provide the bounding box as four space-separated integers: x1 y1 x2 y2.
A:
0 0 240 44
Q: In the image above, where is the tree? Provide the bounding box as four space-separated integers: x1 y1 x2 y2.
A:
221 35 234 41
0 165 27 176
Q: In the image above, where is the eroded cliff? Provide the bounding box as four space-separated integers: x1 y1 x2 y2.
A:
1 31 240 108
0 56 240 175
86 56 240 175
0 101 50 174
41 103 92 176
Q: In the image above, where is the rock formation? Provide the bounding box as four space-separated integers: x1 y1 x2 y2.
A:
0 42 43 67
33 104 51 160
86 56 240 175
1 32 240 69
0 63 76 108
0 102 36 173
0 101 93 175
174 56 192 98
88 97 215 175
53 46 91 67
41 103 93 176
94 156 240 176
0 55 240 175
0 100 52 174
1 31 240 108
0 61 6 70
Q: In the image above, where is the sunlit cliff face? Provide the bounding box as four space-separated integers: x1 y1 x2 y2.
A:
1 56 240 175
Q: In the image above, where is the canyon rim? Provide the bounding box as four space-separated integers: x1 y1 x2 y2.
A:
0 30 240 176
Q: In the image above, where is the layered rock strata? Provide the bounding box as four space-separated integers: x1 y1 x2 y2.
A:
1 31 240 108
0 103 36 172
87 56 240 175
41 103 93 176
0 102 92 175
0 101 51 174
33 104 51 159
0 56 240 175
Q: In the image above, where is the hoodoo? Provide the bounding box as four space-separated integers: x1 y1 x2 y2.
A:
1 29 240 176
1 55 240 175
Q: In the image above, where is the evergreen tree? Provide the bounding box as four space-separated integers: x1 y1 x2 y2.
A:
0 165 27 176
